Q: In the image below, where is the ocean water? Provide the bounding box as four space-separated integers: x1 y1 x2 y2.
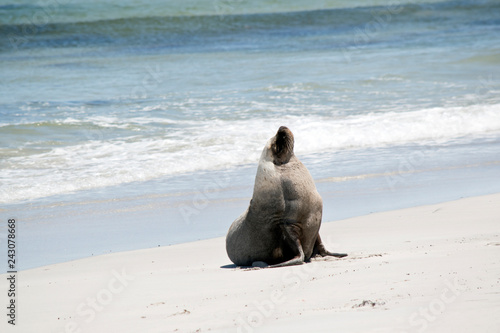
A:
1 0 500 269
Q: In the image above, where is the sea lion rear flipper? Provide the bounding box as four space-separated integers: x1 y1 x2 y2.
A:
268 222 305 268
313 234 348 258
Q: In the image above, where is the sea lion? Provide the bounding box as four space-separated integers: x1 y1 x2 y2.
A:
226 126 347 268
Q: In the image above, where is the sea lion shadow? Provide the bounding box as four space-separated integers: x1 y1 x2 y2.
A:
220 263 259 270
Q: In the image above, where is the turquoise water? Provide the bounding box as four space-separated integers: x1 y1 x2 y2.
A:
1 0 500 269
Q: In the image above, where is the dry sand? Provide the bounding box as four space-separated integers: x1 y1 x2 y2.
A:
2 193 499 333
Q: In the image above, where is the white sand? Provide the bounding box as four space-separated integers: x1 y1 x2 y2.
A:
2 193 500 333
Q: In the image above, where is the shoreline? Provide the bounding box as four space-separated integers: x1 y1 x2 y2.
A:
2 193 499 332
5 142 500 271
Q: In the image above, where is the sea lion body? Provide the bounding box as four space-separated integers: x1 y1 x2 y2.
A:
226 126 346 268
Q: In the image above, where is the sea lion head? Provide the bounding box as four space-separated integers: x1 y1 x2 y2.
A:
269 126 294 165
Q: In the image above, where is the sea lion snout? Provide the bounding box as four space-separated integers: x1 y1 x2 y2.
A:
278 125 290 134
277 126 293 142
273 126 294 165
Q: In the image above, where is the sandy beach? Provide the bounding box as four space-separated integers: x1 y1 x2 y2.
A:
2 193 499 333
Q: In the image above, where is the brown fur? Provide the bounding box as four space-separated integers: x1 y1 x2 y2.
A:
225 126 346 268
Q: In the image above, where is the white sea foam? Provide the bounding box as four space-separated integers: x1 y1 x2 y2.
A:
293 103 500 153
1 103 499 204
